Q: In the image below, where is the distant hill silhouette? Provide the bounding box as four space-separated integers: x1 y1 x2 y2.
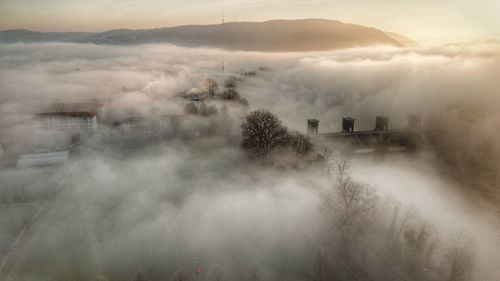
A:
0 19 418 51
384 32 419 47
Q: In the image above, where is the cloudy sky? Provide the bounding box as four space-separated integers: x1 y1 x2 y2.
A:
0 0 499 45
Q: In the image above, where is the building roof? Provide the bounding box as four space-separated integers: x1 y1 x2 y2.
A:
37 111 96 118
17 151 69 168
185 87 205 96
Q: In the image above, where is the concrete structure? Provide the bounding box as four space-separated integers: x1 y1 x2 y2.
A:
51 101 106 120
342 117 355 133
375 116 389 131
34 112 97 131
307 119 319 135
307 115 424 156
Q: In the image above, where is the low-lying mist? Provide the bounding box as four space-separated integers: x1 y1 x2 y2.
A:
0 41 499 280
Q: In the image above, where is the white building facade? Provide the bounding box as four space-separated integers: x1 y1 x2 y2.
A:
34 112 98 131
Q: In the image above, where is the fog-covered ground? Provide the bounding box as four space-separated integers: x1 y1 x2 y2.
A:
0 42 499 280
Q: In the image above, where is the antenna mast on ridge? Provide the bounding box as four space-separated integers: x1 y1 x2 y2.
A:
221 11 225 73
221 11 226 73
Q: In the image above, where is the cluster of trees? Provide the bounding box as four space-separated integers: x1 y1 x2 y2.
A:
218 88 248 106
212 78 249 105
177 81 477 281
184 102 218 116
205 78 248 105
125 162 475 281
184 78 248 116
224 76 241 89
240 109 313 159
315 161 475 281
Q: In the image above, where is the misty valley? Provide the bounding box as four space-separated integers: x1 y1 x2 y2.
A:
0 41 499 281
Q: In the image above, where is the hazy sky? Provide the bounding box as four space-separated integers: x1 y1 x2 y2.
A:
0 0 499 45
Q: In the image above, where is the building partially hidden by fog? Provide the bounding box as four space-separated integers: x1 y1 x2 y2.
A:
33 112 98 131
307 115 424 155
16 151 69 168
184 87 207 103
107 115 184 144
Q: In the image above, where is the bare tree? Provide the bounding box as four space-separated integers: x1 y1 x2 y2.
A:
220 88 240 100
224 76 240 88
204 78 219 97
386 203 419 242
323 162 378 239
323 148 333 161
312 248 331 281
403 224 437 277
288 131 314 156
241 109 289 156
442 236 474 281
218 89 248 105
199 102 218 116
184 102 199 115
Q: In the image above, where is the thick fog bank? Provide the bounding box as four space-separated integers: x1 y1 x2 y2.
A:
350 156 500 280
1 42 499 280
10 142 498 280
1 41 499 131
1 41 498 193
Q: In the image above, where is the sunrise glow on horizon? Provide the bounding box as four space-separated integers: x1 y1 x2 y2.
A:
1 0 499 45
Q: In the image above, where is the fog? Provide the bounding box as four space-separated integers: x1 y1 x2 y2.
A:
0 42 499 280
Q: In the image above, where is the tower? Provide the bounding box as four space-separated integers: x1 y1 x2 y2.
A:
307 119 319 135
342 117 355 133
375 116 389 131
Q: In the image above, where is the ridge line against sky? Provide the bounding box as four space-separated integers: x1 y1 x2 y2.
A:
0 0 499 45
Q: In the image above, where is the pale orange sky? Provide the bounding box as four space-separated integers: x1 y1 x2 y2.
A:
0 0 499 45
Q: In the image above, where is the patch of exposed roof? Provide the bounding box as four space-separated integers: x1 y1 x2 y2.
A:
37 112 96 118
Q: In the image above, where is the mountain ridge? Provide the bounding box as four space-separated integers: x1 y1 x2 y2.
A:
0 19 418 51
